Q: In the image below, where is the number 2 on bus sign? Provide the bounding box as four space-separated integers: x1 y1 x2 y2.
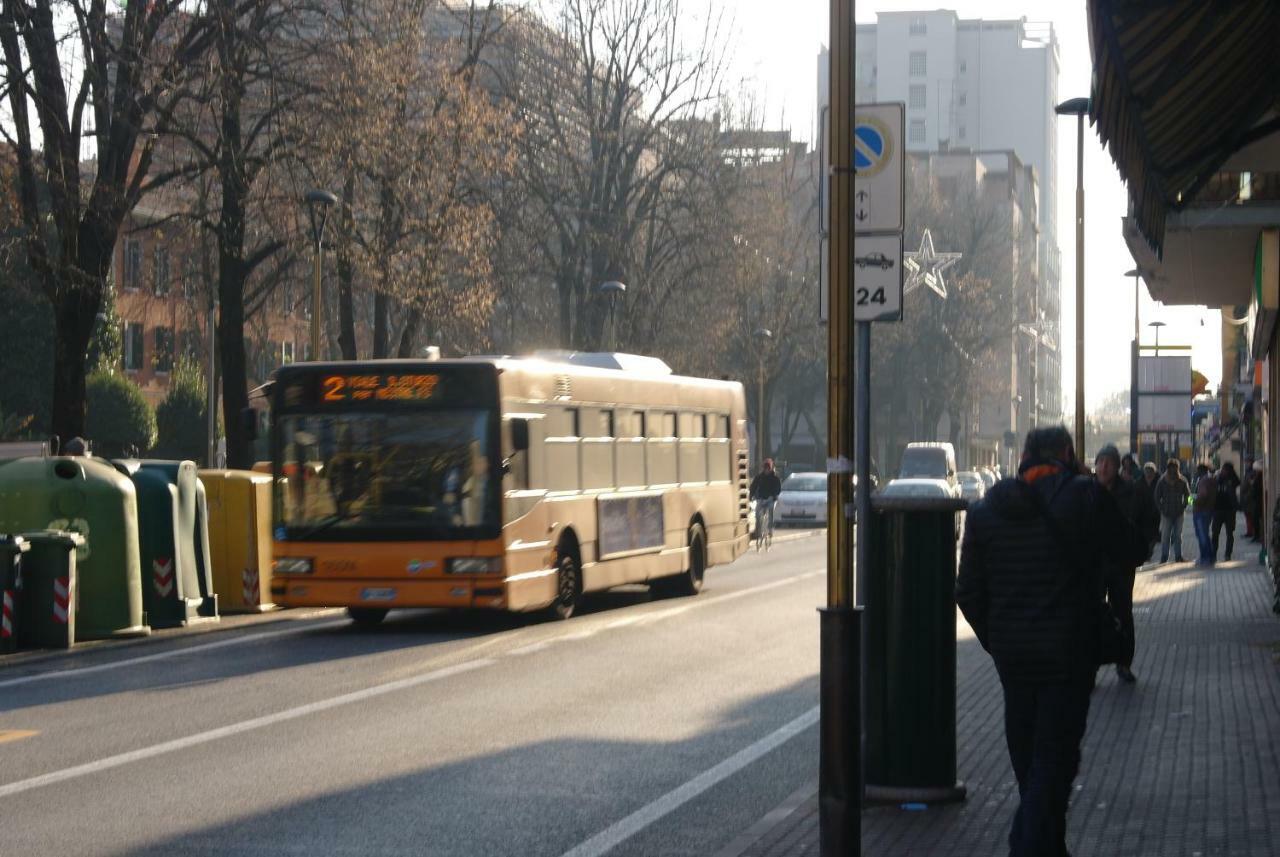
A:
852 233 903 322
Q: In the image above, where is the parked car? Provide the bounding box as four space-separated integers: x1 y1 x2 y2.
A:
879 478 957 499
976 468 997 491
775 472 828 527
957 471 986 503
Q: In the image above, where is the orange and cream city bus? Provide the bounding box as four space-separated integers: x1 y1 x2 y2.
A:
266 353 751 624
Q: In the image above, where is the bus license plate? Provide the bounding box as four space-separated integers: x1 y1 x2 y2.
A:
360 588 397 601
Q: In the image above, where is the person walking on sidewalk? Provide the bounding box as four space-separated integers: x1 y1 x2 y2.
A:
1192 464 1217 566
957 427 1143 857
1097 445 1141 684
1246 460 1266 542
1154 460 1190 563
1121 454 1160 561
1212 462 1241 562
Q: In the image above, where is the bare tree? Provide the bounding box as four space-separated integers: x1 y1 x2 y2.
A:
0 0 215 442
495 0 729 350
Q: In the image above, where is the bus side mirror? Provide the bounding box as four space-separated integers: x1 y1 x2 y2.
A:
511 418 529 453
240 408 258 442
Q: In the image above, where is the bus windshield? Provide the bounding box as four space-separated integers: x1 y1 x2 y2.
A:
275 409 498 540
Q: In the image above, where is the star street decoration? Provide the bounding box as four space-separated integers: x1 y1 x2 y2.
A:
903 228 962 298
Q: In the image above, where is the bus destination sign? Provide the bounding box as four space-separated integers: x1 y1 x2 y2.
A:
322 373 441 404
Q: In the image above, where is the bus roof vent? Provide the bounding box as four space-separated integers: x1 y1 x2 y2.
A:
531 350 672 375
555 374 572 399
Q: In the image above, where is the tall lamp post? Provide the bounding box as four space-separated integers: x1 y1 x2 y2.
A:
1125 268 1144 455
753 327 773 470
1148 320 1166 356
305 189 337 361
595 280 627 351
1056 96 1091 457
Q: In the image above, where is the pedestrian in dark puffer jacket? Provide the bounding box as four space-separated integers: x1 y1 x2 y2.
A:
957 426 1144 857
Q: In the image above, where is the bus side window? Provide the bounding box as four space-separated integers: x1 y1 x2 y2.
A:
647 411 677 486
678 412 708 485
615 409 645 488
581 408 614 491
709 414 731 482
504 419 530 491
546 406 581 492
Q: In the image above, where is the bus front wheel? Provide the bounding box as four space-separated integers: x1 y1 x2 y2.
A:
347 607 389 627
549 550 581 620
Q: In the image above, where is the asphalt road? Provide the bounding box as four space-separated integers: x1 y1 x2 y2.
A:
0 532 826 857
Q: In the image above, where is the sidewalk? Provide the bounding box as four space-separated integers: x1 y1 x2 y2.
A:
739 527 1280 856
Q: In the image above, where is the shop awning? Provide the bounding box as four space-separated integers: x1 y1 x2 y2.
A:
1089 0 1280 254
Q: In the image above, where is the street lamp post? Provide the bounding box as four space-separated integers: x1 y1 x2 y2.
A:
595 280 627 351
1126 268 1144 455
1056 96 1091 457
753 327 773 470
1149 320 1166 356
304 189 337 361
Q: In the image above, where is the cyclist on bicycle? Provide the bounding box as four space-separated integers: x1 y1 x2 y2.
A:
750 458 783 542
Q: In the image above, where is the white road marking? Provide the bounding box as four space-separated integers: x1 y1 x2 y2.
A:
557 706 821 857
0 658 495 799
0 616 347 690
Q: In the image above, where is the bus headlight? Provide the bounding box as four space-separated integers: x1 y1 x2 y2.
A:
273 557 314 574
447 557 503 575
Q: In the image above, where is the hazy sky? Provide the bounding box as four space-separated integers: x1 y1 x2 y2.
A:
707 0 1223 410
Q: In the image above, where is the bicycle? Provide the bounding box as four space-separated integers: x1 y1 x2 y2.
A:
754 497 776 552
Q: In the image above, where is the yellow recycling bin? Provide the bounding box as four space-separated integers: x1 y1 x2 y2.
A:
199 470 275 613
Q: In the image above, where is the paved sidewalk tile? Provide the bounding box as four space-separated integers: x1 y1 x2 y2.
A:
743 527 1280 856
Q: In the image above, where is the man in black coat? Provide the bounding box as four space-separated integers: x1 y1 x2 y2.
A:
957 427 1144 857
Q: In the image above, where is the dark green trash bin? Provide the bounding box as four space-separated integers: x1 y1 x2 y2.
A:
0 535 30 654
18 530 84 649
864 494 967 803
114 460 214 628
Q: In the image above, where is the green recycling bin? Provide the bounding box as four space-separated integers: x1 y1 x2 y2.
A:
0 535 30 653
0 457 149 640
17 530 83 649
864 493 967 804
114 460 212 628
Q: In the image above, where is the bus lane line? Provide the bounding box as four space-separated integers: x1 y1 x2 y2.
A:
0 616 348 691
557 705 821 857
0 658 495 800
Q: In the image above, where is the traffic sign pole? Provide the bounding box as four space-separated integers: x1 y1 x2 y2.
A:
820 1 861 855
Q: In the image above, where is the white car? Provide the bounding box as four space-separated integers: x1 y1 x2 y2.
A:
775 472 828 527
878 477 959 499
957 471 986 503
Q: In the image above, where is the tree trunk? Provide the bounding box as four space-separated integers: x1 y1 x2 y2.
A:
372 292 390 358
396 305 422 358
49 287 97 444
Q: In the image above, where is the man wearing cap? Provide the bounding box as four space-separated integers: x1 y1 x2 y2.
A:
1096 444 1141 683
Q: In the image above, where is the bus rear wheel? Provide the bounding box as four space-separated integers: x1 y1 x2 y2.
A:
654 523 706 598
549 550 581 620
347 607 389 627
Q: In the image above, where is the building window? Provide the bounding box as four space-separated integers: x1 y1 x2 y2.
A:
183 256 199 298
958 91 967 107
958 125 967 140
909 84 926 110
124 240 143 291
154 246 170 296
959 60 967 74
909 16 927 35
282 340 295 365
909 51 926 77
154 327 174 374
909 120 926 144
124 322 144 371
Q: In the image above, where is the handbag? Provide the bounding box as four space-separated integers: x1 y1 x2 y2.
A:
1028 481 1125 666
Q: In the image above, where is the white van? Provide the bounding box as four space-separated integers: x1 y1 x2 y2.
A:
898 442 959 494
